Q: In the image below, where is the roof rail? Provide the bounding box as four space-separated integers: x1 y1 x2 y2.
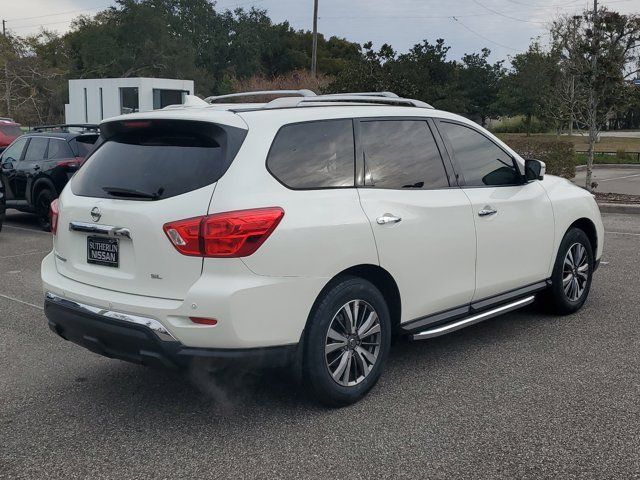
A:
261 94 433 110
32 124 100 132
331 92 399 98
205 89 317 103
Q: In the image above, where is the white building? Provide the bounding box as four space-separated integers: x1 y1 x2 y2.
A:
65 78 195 124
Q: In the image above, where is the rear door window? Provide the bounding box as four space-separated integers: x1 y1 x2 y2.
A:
71 120 245 201
360 120 449 189
267 119 355 189
23 137 48 162
47 139 74 159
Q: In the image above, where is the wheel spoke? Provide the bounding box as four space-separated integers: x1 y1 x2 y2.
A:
356 346 376 365
357 311 377 337
563 273 573 287
352 300 360 332
342 304 355 334
341 351 353 384
331 351 350 381
327 328 347 343
325 341 346 355
359 323 381 340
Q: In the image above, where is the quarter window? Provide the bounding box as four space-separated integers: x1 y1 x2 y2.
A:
440 122 520 187
24 137 48 162
360 120 449 189
267 120 355 189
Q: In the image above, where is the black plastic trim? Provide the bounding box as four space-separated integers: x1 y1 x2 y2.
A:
45 298 297 369
401 280 549 334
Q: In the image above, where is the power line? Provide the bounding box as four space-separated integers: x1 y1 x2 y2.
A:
7 4 112 23
471 0 548 24
450 16 519 51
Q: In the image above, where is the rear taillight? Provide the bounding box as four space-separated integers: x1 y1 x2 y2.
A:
56 159 81 168
163 207 284 258
50 199 59 235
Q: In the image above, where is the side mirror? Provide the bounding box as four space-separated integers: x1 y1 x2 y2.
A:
525 158 545 181
1 159 14 169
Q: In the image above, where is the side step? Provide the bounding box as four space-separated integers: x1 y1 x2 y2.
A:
412 295 535 341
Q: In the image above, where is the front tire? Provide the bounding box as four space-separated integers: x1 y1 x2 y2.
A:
35 189 54 231
543 228 594 315
303 277 391 407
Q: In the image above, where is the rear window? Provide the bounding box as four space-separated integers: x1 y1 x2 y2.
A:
0 125 22 137
71 120 246 201
74 134 99 157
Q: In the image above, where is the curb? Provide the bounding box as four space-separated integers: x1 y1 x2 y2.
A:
576 164 640 171
597 202 640 214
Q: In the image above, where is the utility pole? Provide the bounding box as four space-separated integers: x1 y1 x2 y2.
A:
585 0 598 190
2 19 9 118
311 0 318 77
2 20 6 37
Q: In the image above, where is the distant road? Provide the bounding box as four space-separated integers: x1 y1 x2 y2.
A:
573 166 640 195
564 131 640 139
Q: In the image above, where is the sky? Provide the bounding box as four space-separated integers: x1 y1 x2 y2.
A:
2 0 639 63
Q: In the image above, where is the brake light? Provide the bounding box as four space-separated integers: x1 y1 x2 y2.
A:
56 159 81 168
163 207 284 258
50 199 59 235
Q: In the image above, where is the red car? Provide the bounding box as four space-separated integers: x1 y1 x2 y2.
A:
0 118 22 151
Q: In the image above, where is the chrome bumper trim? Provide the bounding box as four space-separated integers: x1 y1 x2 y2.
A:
412 295 535 340
69 221 132 239
45 291 176 342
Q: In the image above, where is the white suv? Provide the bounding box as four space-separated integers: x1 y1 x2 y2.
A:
42 91 604 406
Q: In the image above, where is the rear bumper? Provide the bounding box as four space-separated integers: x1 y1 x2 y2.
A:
44 292 297 369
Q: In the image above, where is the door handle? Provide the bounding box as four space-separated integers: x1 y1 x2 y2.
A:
376 214 402 225
478 206 497 217
33 165 40 171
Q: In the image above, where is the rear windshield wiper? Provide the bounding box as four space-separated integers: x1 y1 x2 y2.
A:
102 186 163 200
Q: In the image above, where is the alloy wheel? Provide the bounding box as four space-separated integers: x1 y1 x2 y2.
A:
324 300 381 387
563 242 589 302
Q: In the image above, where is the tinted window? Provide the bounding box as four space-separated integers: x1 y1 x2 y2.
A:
267 119 354 189
360 120 449 189
73 135 99 157
72 121 244 201
1 137 28 162
440 122 520 187
24 137 48 162
47 139 74 160
0 125 22 137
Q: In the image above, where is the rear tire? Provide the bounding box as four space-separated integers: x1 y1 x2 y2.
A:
541 228 594 315
303 276 391 407
35 189 53 231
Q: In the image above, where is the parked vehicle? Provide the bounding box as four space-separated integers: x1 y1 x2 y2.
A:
41 91 604 406
0 125 99 230
0 118 22 152
0 176 5 232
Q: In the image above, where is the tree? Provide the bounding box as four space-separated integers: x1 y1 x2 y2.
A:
498 42 558 135
458 48 504 126
552 7 640 190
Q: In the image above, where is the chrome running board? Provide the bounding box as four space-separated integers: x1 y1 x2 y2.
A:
412 295 535 341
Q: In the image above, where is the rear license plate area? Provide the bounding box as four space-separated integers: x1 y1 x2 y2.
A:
87 236 119 267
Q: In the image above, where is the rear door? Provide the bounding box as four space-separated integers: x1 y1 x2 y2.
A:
356 118 476 323
19 136 48 200
54 118 247 300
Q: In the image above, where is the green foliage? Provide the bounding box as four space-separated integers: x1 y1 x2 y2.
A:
490 116 550 134
503 137 576 178
497 42 559 135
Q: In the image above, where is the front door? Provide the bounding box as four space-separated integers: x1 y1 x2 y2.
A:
437 120 554 301
18 137 49 201
356 118 476 323
0 136 28 201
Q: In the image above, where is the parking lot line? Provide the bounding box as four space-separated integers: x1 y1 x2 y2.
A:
3 224 52 234
605 231 640 236
0 250 51 259
599 173 640 182
0 293 44 310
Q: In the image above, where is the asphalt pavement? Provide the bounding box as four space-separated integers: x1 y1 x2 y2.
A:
1 210 639 479
573 166 640 195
